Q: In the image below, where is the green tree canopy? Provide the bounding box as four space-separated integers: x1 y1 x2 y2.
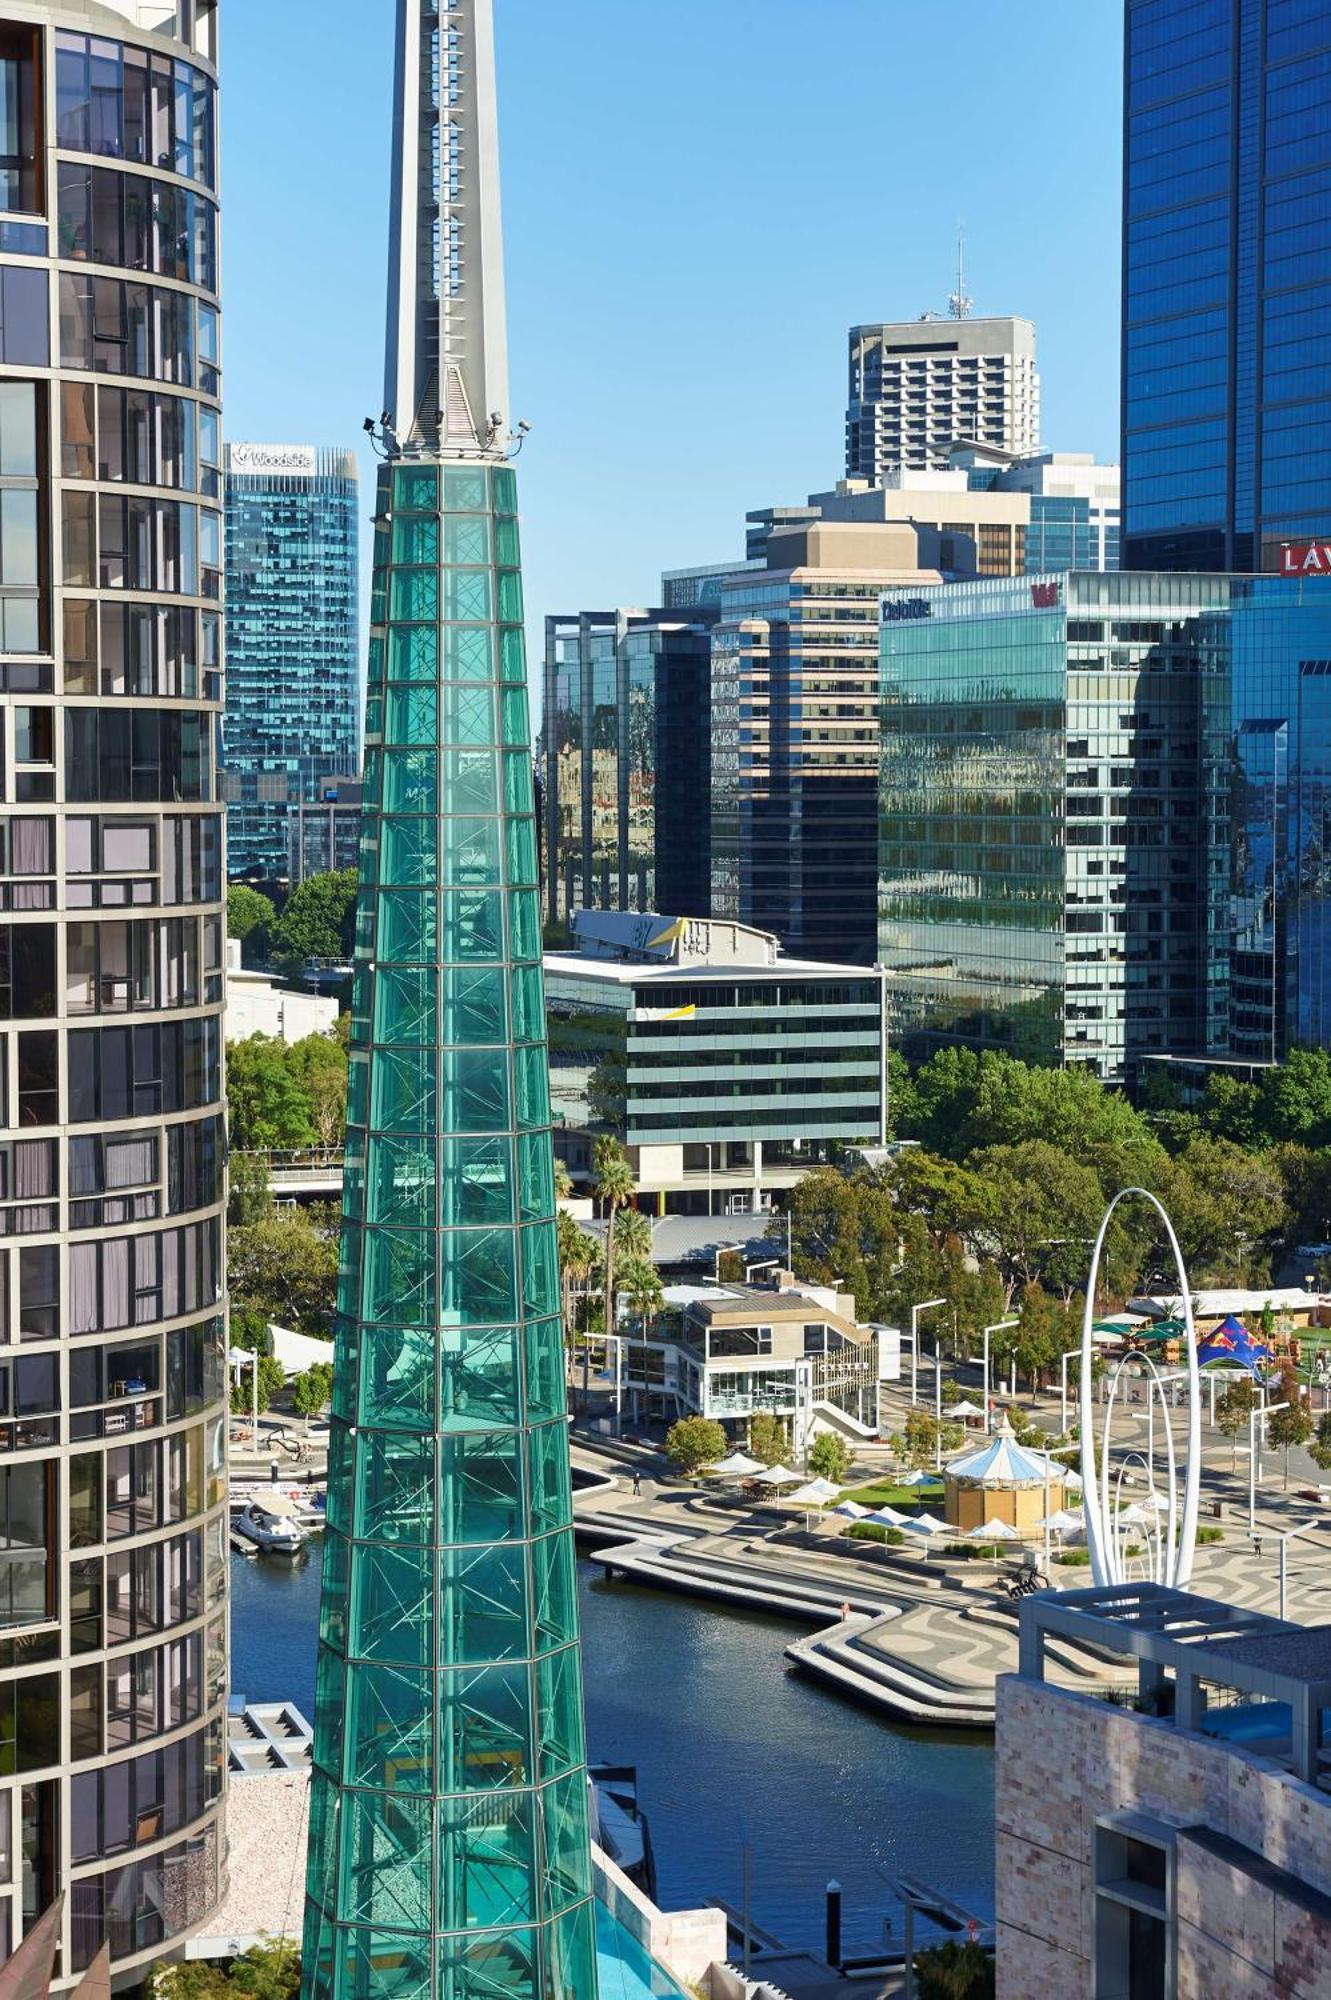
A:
748 1411 789 1466
291 1361 334 1419
285 1032 349 1151
664 1415 727 1475
809 1432 851 1482
964 1140 1107 1303
1266 1362 1313 1486
227 883 276 962
228 1149 274 1229
1163 1137 1288 1283
227 1036 318 1152
229 1204 339 1333
151 1941 300 1999
269 869 358 972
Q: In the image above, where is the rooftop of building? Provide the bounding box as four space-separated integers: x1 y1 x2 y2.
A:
545 913 878 986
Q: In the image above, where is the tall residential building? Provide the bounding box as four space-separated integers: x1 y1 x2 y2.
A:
0 1 229 1986
711 518 954 966
846 316 1040 480
1122 0 1331 571
302 2 601 1996
542 607 713 931
879 570 1331 1085
222 443 359 882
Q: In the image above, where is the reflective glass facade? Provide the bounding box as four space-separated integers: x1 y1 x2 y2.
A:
882 573 1331 1079
541 610 711 930
223 446 360 882
0 2 228 1985
303 461 598 2000
1123 0 1331 570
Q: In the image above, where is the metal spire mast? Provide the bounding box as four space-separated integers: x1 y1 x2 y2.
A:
385 0 512 457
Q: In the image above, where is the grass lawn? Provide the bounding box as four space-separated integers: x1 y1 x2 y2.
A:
843 1477 945 1509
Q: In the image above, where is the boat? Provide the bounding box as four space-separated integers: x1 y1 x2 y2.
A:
231 1494 305 1554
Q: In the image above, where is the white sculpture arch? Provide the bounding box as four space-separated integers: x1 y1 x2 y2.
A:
1079 1188 1201 1589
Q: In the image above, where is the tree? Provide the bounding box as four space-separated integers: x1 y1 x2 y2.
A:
964 1141 1105 1303
553 1158 574 1203
228 1149 274 1228
664 1415 726 1476
1255 1047 1331 1149
151 1941 300 1999
285 1033 348 1151
593 1136 635 1335
1309 1409 1331 1473
773 1166 900 1321
231 1352 285 1418
269 868 358 973
556 1209 600 1343
809 1433 851 1483
227 883 276 962
1266 1363 1313 1487
913 1938 995 2000
618 1255 663 1334
291 1361 334 1422
1163 1138 1288 1283
1011 1282 1081 1393
889 1407 957 1469
615 1208 653 1265
229 1205 339 1332
748 1411 789 1466
227 1037 317 1152
1215 1378 1260 1470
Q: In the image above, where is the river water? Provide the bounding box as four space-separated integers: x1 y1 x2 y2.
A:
230 1547 996 1959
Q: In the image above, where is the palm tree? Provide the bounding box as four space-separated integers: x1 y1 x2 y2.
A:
553 1157 574 1204
556 1211 600 1411
616 1207 653 1266
592 1135 636 1341
619 1255 664 1337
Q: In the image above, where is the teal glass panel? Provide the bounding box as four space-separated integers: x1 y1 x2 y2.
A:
501 686 529 746
534 1645 585 1781
499 627 527 685
364 692 384 741
370 1048 437 1134
509 890 541 963
440 1226 518 1325
509 965 543 1046
506 817 538 889
386 685 438 747
394 465 438 511
381 818 437 887
360 749 383 809
442 683 499 744
497 570 523 623
441 889 505 964
442 467 489 512
440 1136 514 1225
317 1524 349 1652
515 1133 552 1223
442 625 495 681
440 1542 530 1664
374 967 436 1046
503 750 534 815
539 1770 592 1915
326 1930 432 2000
392 567 439 621
348 1540 432 1667
366 1135 434 1227
443 513 492 565
445 747 502 814
495 515 520 567
440 1325 523 1431
363 1226 436 1328
345 1660 433 1792
388 624 438 683
441 1927 538 2000
437 1431 523 1545
378 889 438 963
444 816 502 887
523 1321 565 1424
546 1899 598 2000
514 1044 551 1129
520 1222 559 1319
382 748 438 814
443 1047 511 1133
338 1789 433 1932
347 1053 369 1127
368 634 384 682
492 467 518 514
355 1427 436 1543
392 514 438 565
526 1423 573 1539
359 1326 435 1434
530 1532 578 1656
444 568 494 622
439 1789 537 1931
443 967 508 1045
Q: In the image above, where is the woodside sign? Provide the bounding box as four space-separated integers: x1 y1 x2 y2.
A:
1279 538 1331 574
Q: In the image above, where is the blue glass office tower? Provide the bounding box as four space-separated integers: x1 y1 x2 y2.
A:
1123 0 1331 571
223 444 360 880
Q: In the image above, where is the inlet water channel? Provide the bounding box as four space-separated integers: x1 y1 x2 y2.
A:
229 1547 996 1959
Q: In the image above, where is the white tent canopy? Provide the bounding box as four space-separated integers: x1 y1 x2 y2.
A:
713 1451 763 1476
902 1512 948 1537
835 1500 871 1519
896 1468 936 1487
945 1400 987 1420
789 1478 841 1505
872 1505 911 1527
965 1517 1020 1542
751 1463 802 1488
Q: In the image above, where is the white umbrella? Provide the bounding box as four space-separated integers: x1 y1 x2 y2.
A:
1038 1509 1083 1534
872 1505 911 1527
835 1500 871 1519
945 1400 986 1420
789 1478 841 1505
902 1512 948 1537
896 1468 935 1487
714 1450 763 1477
1060 1466 1084 1490
965 1517 1020 1542
751 1463 802 1488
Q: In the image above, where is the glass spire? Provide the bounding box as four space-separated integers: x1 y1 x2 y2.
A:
301 7 600 1997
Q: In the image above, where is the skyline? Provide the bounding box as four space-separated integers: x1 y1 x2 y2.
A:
223 0 1124 657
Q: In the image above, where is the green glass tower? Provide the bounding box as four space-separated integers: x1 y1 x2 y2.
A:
301 5 601 1997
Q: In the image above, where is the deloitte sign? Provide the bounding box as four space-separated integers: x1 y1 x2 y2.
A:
228 442 317 476
880 596 934 623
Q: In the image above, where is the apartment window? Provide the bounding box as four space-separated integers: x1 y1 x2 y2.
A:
1093 1815 1174 2000
0 28 39 215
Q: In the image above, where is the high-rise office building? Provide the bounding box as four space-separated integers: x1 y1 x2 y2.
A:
952 448 1122 572
711 518 953 965
1122 0 1331 571
302 3 600 1996
879 570 1331 1083
0 1 230 1986
542 608 713 931
223 443 359 882
847 316 1040 480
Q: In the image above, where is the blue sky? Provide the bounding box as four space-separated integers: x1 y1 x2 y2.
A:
222 0 1124 667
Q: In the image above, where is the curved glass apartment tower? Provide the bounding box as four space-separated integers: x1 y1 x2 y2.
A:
301 6 600 1997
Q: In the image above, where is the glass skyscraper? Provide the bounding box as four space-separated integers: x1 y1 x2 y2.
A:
0 1 229 1986
223 443 359 882
1123 0 1331 570
302 4 599 1997
880 571 1331 1082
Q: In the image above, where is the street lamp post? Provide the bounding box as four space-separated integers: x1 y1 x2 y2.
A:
1248 1399 1288 1533
982 1319 1019 1434
934 1339 946 1471
1059 1345 1082 1437
1272 1517 1322 1620
910 1298 947 1409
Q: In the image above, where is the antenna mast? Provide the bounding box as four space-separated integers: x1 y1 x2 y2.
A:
949 225 974 320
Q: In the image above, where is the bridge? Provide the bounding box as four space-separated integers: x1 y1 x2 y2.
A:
241 1150 346 1200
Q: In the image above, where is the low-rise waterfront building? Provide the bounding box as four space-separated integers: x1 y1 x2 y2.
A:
999 1583 1331 1998
620 1270 896 1450
545 910 884 1213
880 570 1331 1083
223 939 337 1044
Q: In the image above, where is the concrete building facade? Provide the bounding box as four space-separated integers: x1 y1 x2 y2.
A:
847 315 1040 481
